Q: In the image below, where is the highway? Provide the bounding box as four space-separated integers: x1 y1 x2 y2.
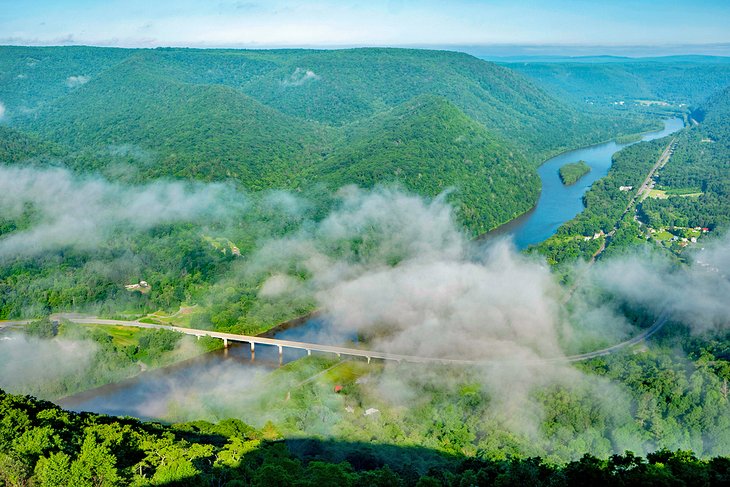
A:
0 310 671 366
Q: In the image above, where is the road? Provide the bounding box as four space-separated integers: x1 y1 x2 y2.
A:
558 139 676 306
1 311 670 365
591 138 676 263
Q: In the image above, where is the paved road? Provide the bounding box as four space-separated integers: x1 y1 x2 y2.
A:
1 311 670 365
591 138 676 263
559 139 676 307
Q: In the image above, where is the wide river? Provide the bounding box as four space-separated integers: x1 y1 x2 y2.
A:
59 117 684 419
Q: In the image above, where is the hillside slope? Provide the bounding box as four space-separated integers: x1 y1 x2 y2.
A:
1 46 660 234
314 95 538 233
18 57 332 188
506 60 730 108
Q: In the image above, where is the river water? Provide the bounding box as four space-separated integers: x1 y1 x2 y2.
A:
492 117 685 249
58 118 684 419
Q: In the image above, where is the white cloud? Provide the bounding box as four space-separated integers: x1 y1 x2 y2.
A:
281 67 321 87
0 165 247 261
65 75 90 88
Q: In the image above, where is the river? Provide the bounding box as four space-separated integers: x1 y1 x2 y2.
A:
58 117 684 419
492 117 685 249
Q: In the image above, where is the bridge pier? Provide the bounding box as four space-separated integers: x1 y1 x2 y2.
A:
307 349 311 356
223 338 229 348
366 356 371 364
250 342 255 353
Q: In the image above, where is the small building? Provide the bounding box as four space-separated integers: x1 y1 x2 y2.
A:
619 185 633 192
334 385 343 393
364 408 380 416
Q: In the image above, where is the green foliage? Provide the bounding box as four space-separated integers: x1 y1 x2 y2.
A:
508 59 730 109
25 318 56 339
639 87 730 231
559 160 591 185
0 389 727 486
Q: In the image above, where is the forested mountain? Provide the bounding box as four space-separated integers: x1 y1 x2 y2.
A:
313 95 539 233
18 56 332 188
506 59 730 108
1 46 659 235
639 87 730 232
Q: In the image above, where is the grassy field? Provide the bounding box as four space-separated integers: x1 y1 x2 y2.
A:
648 188 703 199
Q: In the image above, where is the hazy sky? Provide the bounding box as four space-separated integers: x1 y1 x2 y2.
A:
2 0 729 54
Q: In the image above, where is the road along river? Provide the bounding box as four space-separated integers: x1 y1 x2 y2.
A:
489 117 684 249
5 118 684 419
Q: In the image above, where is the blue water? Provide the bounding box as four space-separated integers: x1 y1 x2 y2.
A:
496 117 684 249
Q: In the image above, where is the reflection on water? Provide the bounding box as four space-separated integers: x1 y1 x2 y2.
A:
58 317 353 419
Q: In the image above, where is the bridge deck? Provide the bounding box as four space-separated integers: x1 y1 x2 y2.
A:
0 311 669 365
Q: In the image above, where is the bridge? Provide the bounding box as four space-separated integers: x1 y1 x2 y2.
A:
0 310 670 366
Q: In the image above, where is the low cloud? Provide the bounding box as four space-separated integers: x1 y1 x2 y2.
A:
0 101 6 119
0 333 98 397
281 67 320 87
0 165 247 261
591 239 730 333
65 75 90 88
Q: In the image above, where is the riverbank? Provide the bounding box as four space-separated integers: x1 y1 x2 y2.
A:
481 117 684 249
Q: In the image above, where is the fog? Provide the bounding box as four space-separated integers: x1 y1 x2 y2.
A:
65 75 90 88
2 182 728 458
281 67 321 87
593 242 730 333
0 165 247 261
0 333 98 396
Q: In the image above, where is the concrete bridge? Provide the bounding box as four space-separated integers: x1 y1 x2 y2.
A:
0 310 670 366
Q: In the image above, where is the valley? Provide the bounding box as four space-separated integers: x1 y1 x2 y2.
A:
1 41 730 486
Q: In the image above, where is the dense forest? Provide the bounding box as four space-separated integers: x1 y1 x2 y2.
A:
2 389 729 486
506 59 730 111
537 85 730 265
558 160 591 185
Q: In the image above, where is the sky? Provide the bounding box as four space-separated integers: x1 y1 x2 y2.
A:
1 0 730 56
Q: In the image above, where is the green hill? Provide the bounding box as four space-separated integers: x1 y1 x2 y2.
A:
506 60 730 109
314 95 538 233
1 46 661 233
130 47 656 162
17 57 332 188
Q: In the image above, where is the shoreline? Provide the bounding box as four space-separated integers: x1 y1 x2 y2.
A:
477 116 683 242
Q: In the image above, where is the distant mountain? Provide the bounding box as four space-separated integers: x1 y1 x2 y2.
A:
486 54 730 64
505 59 730 106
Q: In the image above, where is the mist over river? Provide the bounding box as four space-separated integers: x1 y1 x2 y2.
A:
58 118 685 420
